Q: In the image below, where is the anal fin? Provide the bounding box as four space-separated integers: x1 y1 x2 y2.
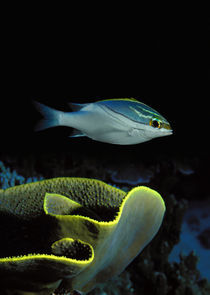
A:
69 129 86 138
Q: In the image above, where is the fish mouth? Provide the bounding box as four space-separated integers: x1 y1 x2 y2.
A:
161 122 173 135
161 129 173 136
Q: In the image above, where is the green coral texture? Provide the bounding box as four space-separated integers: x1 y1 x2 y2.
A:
0 177 165 294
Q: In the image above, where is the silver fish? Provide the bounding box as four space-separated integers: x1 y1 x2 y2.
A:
34 98 172 145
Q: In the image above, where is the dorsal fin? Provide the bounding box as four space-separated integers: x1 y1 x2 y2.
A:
68 102 88 112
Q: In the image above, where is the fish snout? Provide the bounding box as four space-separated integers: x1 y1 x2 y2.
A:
160 127 173 136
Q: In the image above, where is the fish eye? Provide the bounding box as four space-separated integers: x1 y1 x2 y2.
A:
150 118 161 128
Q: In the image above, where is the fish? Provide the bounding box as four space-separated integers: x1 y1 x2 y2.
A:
34 98 172 145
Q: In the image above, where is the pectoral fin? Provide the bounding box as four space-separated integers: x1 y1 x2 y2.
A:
128 128 145 136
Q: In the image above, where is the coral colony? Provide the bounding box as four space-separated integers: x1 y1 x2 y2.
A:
0 161 43 189
0 156 209 294
0 177 165 294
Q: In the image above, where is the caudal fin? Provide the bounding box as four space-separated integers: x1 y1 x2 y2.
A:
33 101 61 131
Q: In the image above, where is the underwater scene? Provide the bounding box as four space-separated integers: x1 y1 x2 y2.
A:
0 95 209 295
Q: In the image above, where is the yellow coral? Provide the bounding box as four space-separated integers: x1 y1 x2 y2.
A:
0 178 165 294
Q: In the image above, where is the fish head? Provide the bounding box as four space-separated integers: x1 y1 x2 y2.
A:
145 114 173 139
95 99 173 144
127 101 173 142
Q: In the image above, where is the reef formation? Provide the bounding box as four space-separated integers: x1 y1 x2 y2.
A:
0 156 209 295
0 176 165 294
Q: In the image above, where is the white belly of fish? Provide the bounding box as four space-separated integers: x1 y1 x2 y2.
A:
61 104 149 145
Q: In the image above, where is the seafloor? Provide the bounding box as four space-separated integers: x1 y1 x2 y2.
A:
0 150 209 295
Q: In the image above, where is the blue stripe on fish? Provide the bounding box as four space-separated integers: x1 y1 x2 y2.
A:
97 99 165 124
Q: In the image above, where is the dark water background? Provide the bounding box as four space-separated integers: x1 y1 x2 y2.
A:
0 15 209 294
1 16 209 159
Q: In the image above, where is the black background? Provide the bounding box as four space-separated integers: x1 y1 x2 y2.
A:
1 15 209 158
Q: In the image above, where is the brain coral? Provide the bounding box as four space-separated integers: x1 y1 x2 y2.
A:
0 177 165 295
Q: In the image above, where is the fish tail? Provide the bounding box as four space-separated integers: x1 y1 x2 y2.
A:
33 101 62 131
